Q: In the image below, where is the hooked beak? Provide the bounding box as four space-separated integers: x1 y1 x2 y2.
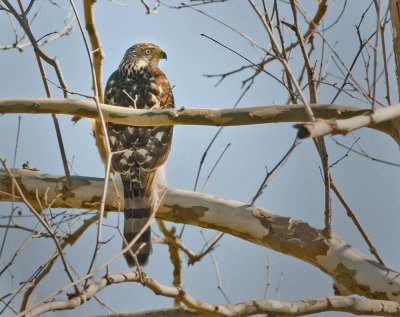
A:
160 50 167 60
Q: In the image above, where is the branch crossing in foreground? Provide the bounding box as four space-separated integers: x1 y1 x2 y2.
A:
1 168 400 304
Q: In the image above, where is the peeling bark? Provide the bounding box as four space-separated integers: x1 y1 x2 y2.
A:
1 168 400 302
295 104 400 143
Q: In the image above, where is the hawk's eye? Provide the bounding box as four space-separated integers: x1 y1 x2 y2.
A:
145 49 151 54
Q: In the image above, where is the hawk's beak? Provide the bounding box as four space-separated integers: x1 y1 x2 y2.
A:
160 50 167 60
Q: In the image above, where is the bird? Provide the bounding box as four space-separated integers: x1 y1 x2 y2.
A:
104 43 174 266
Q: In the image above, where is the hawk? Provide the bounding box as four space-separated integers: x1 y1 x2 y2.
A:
105 43 174 266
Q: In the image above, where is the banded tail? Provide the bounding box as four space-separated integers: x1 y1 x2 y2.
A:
123 184 152 266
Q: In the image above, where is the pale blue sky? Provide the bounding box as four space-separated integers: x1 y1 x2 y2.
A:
0 1 400 316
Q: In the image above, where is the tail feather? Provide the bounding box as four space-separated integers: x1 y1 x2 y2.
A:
123 206 152 266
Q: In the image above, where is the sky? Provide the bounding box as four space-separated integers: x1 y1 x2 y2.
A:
1 1 400 316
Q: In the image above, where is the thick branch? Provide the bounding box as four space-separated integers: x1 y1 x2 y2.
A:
0 98 399 143
1 168 400 303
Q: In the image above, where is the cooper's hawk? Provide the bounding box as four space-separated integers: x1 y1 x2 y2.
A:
105 43 174 266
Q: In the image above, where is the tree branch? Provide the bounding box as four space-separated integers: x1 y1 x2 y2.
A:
92 307 201 317
295 103 400 141
25 271 400 317
0 98 400 143
2 168 400 303
81 0 109 165
390 0 400 99
84 0 104 103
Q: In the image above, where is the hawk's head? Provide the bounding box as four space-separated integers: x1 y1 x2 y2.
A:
119 43 167 74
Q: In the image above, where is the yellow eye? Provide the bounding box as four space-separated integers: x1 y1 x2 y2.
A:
145 49 151 54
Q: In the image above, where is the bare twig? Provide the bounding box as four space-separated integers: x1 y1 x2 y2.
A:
390 0 400 99
192 77 256 195
0 159 80 297
182 2 267 52
0 116 22 261
200 34 288 89
263 255 280 299
371 0 381 110
329 137 360 168
273 0 297 103
2 1 73 191
0 14 75 51
200 143 231 192
200 231 230 304
330 182 384 265
377 3 392 105
20 214 99 311
67 0 113 280
250 137 298 205
330 136 400 167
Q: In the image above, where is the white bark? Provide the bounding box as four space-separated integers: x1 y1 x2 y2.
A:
296 104 400 143
0 98 399 143
1 168 400 303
